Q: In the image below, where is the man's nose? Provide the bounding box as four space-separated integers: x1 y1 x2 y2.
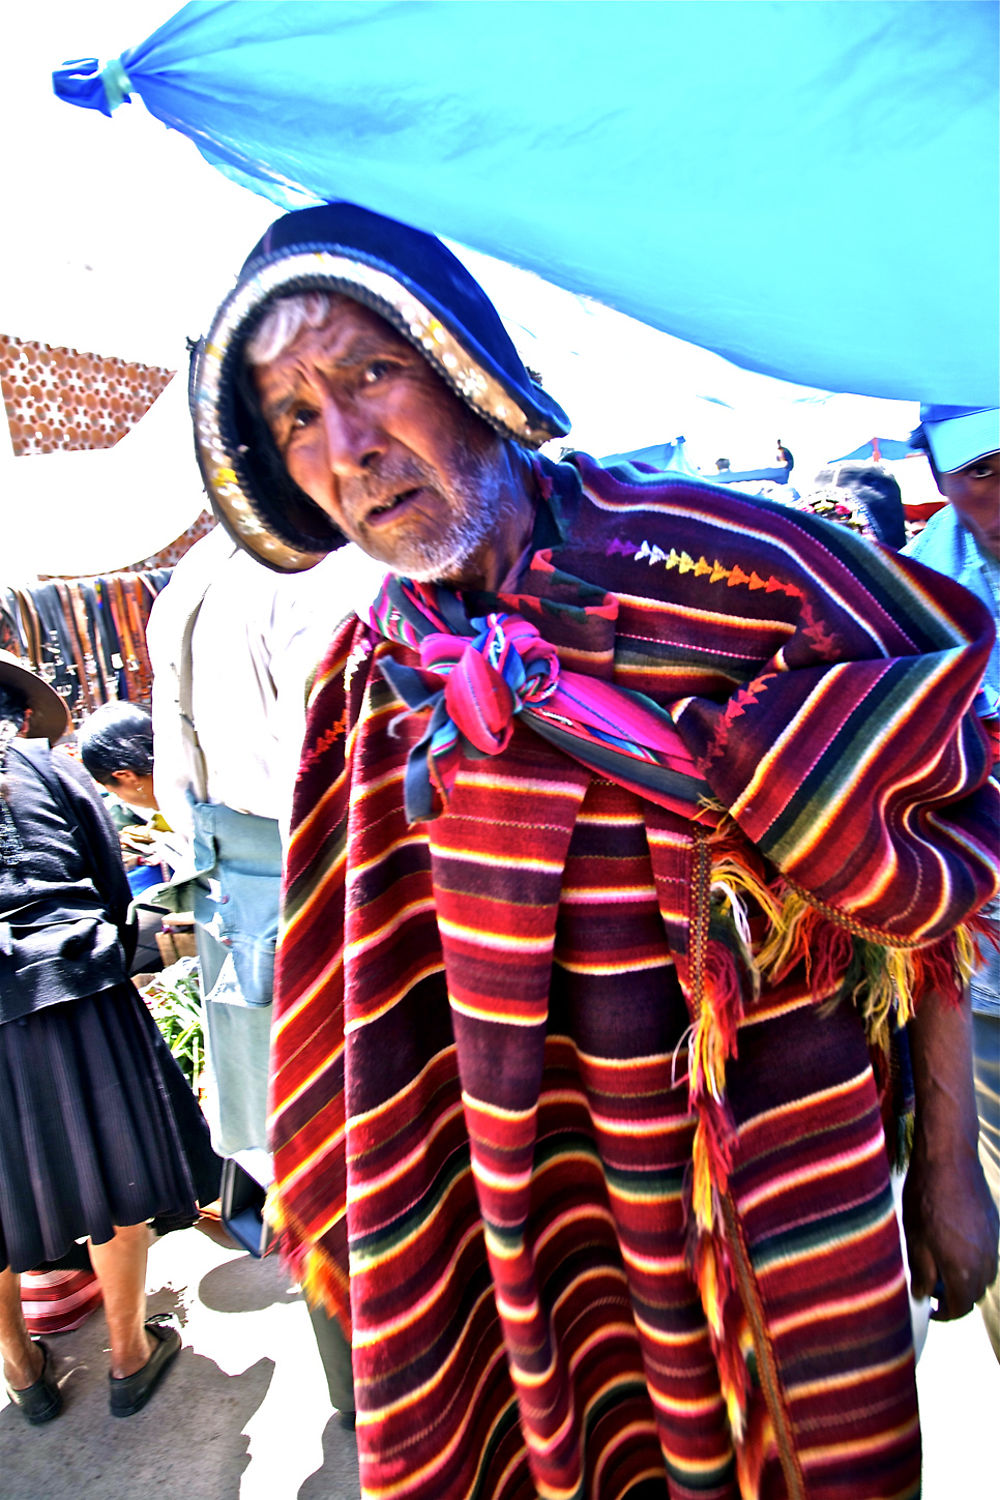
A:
320 393 384 477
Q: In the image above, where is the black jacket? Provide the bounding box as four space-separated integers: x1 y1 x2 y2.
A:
0 741 134 1023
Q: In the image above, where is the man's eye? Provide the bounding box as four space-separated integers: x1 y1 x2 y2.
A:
361 359 396 385
290 405 317 430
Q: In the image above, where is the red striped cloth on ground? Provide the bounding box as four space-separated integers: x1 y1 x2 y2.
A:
20 1266 102 1335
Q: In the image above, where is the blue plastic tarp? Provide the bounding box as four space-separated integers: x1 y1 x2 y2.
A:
53 1 999 406
829 439 918 464
600 441 698 476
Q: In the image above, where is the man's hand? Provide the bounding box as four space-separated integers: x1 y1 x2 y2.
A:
903 1131 998 1319
904 982 999 1320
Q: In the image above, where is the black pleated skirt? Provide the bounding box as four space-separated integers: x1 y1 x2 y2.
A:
0 982 221 1272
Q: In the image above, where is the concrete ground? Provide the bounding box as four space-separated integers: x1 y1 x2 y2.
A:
1 1224 359 1500
2 1222 996 1498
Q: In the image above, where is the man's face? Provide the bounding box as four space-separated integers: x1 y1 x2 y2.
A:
252 297 514 584
937 452 1000 560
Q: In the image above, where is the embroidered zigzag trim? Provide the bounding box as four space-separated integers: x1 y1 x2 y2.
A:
630 538 802 599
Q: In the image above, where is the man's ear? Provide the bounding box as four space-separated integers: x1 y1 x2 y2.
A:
107 768 139 792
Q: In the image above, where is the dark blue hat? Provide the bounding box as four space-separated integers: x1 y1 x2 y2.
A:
191 202 570 572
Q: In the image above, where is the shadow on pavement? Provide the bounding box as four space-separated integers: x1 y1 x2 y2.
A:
297 1412 361 1500
196 1251 299 1315
3 1342 270 1500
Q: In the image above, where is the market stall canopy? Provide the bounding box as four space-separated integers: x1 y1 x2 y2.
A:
601 442 698 476
52 0 999 407
829 439 918 464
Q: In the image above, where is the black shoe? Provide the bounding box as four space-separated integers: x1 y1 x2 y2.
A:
4 1338 62 1425
108 1315 181 1417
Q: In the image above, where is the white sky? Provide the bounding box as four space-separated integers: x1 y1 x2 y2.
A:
1 2 935 575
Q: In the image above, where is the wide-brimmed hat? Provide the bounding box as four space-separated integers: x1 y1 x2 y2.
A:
910 404 1000 475
0 651 71 742
190 201 571 572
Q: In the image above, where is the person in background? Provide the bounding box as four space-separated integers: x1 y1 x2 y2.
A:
775 438 794 478
145 520 381 1423
0 651 220 1422
146 522 381 1157
187 201 998 1500
78 700 157 820
78 701 180 973
796 462 907 550
906 402 1000 1362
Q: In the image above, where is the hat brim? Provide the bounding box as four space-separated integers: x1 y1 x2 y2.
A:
923 408 1000 474
0 652 71 742
193 248 570 573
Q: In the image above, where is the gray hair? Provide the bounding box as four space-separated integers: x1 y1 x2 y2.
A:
245 291 334 366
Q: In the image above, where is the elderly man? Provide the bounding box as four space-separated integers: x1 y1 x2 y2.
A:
191 204 998 1500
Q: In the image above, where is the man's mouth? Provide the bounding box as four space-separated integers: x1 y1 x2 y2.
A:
365 488 424 526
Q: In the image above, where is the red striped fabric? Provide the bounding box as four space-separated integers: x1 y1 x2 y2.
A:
20 1267 102 1334
270 457 997 1500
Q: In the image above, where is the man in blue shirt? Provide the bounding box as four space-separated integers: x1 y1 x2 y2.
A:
906 404 1000 1361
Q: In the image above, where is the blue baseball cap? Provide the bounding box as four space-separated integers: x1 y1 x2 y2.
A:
912 405 1000 474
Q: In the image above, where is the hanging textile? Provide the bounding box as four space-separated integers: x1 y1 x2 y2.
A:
0 569 171 725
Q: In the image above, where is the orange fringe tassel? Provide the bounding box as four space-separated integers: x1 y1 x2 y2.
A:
682 839 983 1492
265 1186 353 1338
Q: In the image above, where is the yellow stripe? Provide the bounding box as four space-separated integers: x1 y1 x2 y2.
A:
430 843 564 874
346 895 440 960
347 827 427 882
786 1348 912 1403
613 585 792 635
559 883 658 903
799 1411 920 1467
633 1312 709 1348
348 1042 457 1131
449 996 545 1026
347 1100 465 1205
269 1038 344 1120
461 1091 537 1123
361 1354 516 1500
769 1266 907 1337
436 915 551 953
356 1284 497 1422
453 768 587 798
350 1165 477 1280
738 1125 885 1213
557 953 671 976
352 1220 484 1348
650 1387 726 1420
737 1064 870 1132
270 948 344 1039
276 1126 345 1199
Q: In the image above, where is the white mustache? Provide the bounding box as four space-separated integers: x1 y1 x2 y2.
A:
344 458 437 518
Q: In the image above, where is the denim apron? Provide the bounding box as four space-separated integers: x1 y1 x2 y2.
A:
188 799 282 1157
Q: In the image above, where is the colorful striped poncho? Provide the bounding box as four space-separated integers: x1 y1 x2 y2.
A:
269 455 998 1500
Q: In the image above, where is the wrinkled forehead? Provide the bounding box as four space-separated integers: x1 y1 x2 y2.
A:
246 288 396 363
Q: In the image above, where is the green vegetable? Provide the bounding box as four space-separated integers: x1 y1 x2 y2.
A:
139 956 204 1094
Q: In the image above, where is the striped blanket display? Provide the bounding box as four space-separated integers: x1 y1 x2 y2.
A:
269 455 998 1500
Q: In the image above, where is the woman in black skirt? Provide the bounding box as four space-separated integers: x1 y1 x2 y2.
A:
0 653 220 1422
